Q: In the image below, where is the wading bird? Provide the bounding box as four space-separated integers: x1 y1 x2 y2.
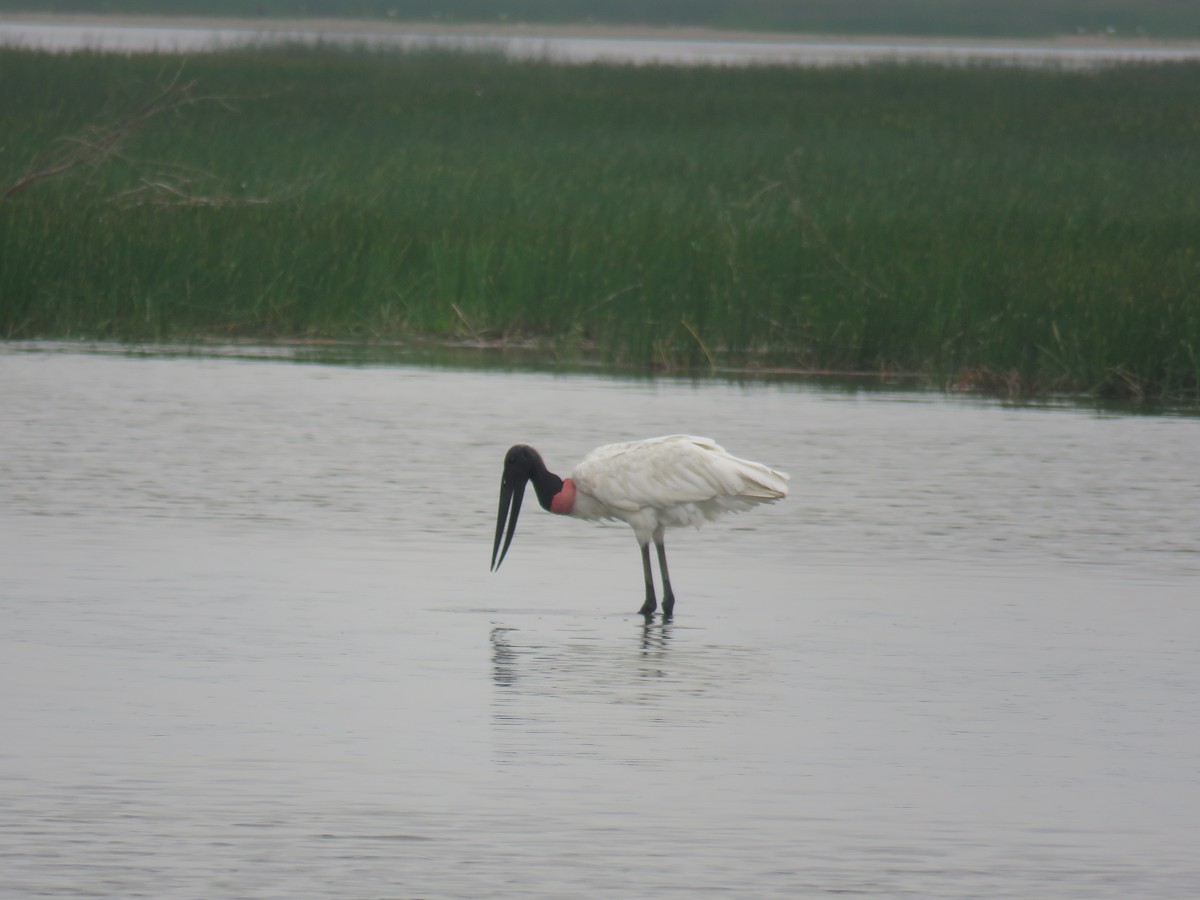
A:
490 435 788 617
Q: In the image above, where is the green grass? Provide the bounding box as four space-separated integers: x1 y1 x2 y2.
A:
5 0 1200 40
2 46 1199 399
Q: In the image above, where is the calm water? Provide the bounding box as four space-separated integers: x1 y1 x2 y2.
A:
2 344 1198 898
3 19 1200 68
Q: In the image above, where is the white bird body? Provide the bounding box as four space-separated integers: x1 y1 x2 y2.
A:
491 434 788 617
566 435 789 543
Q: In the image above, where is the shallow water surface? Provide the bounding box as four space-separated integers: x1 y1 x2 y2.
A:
1 345 1198 897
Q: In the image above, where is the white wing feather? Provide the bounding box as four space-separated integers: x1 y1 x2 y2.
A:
572 435 788 523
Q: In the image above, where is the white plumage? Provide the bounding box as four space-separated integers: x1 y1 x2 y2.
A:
491 434 788 617
569 435 789 540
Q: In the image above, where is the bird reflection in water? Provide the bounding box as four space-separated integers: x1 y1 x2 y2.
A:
490 626 519 689
489 618 675 695
639 617 672 679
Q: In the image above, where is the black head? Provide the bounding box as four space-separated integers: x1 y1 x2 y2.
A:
490 444 562 572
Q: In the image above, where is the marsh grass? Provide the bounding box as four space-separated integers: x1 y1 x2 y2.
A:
2 47 1198 398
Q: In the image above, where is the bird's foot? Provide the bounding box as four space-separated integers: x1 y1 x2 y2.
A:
661 596 675 619
638 599 657 617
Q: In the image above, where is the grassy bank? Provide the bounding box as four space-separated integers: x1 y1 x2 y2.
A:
2 47 1198 398
5 1 1200 40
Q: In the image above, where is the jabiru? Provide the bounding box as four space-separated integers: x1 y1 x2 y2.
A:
490 435 788 617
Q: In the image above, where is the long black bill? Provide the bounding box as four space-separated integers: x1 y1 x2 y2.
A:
490 473 526 572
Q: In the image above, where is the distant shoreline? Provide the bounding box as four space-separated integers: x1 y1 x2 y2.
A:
5 12 1200 52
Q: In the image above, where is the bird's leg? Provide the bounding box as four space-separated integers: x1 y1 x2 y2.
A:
638 541 658 617
654 527 675 618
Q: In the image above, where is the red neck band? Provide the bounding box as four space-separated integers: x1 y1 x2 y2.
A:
550 477 576 515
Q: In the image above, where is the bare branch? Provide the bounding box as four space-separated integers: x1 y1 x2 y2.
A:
107 175 313 210
2 66 281 205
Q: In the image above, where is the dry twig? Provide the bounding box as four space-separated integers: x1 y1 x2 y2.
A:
2 66 283 207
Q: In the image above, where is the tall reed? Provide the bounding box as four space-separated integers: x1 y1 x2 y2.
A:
1 47 1197 397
